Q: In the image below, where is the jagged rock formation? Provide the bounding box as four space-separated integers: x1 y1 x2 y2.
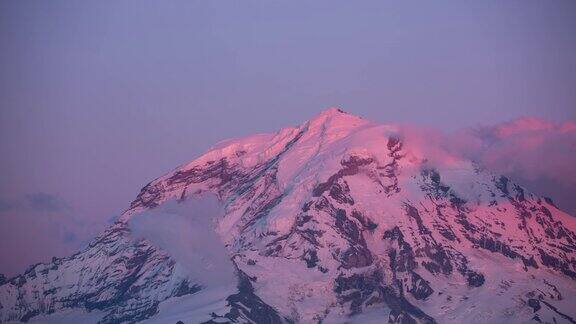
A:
1 108 576 323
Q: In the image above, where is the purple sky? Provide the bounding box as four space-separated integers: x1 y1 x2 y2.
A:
1 1 575 276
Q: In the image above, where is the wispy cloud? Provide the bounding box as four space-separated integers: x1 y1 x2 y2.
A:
130 195 236 287
25 192 70 212
467 117 576 187
399 117 576 215
0 198 16 212
0 192 106 276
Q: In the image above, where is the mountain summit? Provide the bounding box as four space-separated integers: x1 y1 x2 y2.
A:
1 110 576 323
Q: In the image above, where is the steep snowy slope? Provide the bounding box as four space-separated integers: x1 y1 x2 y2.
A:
1 108 576 323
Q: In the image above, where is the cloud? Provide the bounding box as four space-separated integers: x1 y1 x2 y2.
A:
0 198 16 212
25 192 70 212
129 194 236 287
466 118 576 215
399 117 576 215
63 232 78 243
470 118 576 187
0 193 107 276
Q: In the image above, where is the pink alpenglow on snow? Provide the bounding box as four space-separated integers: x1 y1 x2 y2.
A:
2 109 575 324
2 0 576 286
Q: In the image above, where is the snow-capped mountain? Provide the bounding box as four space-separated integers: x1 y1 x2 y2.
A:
1 108 576 323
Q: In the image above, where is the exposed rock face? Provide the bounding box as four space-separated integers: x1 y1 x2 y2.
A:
1 108 576 323
203 268 291 324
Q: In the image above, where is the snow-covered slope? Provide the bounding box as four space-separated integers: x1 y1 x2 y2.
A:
1 108 576 323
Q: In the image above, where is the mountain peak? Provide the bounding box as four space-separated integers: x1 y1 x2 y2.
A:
305 107 366 133
4 107 576 324
309 107 358 121
317 107 347 116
